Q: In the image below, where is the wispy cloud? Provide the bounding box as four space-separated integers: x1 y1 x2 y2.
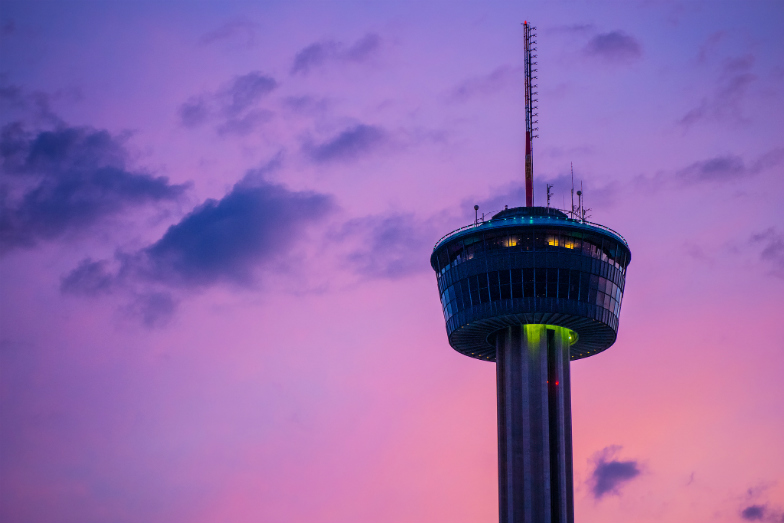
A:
676 148 784 184
448 65 523 102
303 124 388 163
336 212 435 280
588 446 641 499
199 18 256 47
679 55 756 128
583 31 642 63
177 71 278 136
750 228 784 279
290 33 381 75
0 122 188 252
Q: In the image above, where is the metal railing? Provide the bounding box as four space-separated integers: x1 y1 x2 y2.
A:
432 213 629 251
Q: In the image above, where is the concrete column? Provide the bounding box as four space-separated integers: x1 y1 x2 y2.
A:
496 325 574 523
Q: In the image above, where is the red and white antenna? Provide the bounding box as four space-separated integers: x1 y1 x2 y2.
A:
523 21 538 207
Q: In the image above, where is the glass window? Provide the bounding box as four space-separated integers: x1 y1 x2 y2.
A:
596 290 605 307
489 271 501 301
485 232 507 252
463 281 471 310
569 269 580 300
604 292 612 310
534 231 546 251
579 271 590 302
469 275 480 305
478 273 490 303
522 232 534 251
508 234 522 249
438 249 449 273
448 241 465 267
511 268 523 299
464 236 483 260
500 270 511 300
558 268 570 299
523 268 535 298
546 268 558 298
535 268 547 298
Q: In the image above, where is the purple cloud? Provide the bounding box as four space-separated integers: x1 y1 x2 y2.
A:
588 446 641 499
0 123 188 251
304 124 387 163
584 31 642 63
290 33 381 75
679 55 756 127
449 65 523 102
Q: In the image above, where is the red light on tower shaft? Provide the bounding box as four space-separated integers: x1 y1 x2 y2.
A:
523 21 538 207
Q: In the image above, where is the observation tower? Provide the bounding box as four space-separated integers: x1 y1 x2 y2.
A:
429 22 631 523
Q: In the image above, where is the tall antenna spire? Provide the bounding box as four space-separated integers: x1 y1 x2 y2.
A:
523 21 538 207
571 162 575 219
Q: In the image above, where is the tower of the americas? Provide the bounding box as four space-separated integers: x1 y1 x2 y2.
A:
429 21 632 523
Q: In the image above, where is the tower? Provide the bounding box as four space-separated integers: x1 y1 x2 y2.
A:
429 22 631 523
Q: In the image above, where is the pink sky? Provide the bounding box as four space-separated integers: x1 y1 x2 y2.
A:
1 2 783 522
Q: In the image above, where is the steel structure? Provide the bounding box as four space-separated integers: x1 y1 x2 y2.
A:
429 23 631 523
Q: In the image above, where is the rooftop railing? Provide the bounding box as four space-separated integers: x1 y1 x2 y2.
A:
432 213 629 251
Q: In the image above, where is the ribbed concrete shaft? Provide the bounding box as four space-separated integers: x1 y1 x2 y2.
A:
496 325 575 523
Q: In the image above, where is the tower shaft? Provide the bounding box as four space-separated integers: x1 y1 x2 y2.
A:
496 325 575 523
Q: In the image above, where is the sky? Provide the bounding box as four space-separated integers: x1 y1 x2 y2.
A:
1 1 783 522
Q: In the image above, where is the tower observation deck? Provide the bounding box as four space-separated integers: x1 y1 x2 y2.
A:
428 21 631 523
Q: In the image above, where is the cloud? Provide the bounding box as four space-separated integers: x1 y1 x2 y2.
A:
337 213 435 280
199 19 256 47
303 124 387 163
679 55 756 127
60 258 116 295
583 31 642 63
62 155 334 293
588 446 641 499
676 148 784 184
449 65 523 102
177 71 278 135
290 33 381 75
0 123 188 251
750 228 784 278
742 505 767 521
125 291 177 328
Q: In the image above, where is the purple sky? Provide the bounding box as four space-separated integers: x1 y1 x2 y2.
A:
1 2 783 522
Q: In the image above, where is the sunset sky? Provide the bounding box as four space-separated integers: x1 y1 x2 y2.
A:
1 1 783 522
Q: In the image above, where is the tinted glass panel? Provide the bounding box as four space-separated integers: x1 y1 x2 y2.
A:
511 268 523 299
524 268 535 298
569 269 580 300
489 271 501 301
478 273 490 303
536 268 547 298
469 275 480 305
558 268 570 299
500 270 511 300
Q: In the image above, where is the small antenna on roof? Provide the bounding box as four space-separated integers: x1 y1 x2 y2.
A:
546 183 553 208
570 162 575 219
474 204 479 226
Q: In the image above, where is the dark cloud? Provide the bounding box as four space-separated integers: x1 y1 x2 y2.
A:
304 124 387 163
588 446 640 499
60 258 116 295
1 19 15 37
0 123 188 251
750 228 784 278
290 33 381 75
338 213 434 279
449 65 522 102
547 23 594 35
742 505 767 521
222 72 277 116
0 80 63 124
177 71 277 134
62 155 334 292
199 19 255 46
584 31 642 63
679 55 756 128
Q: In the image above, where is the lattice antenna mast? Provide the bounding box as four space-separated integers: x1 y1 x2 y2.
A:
523 21 539 207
